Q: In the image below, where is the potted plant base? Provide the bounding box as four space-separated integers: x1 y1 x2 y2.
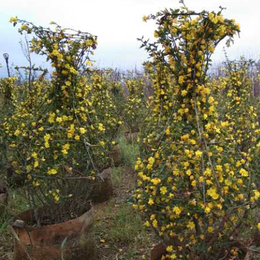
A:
12 202 95 260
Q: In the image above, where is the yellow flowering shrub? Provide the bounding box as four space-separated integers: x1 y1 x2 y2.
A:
0 77 17 112
133 7 260 259
123 75 149 132
86 69 122 141
1 19 120 211
216 58 260 153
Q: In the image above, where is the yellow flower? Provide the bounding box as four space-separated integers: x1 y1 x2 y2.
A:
160 186 167 195
186 169 192 176
34 161 39 168
69 67 78 74
207 187 219 200
208 45 215 52
166 245 173 252
205 207 211 214
221 121 228 127
204 168 212 176
148 198 154 205
195 150 202 157
44 134 51 142
147 157 155 170
191 180 196 187
148 157 155 165
33 180 40 186
21 25 28 30
150 214 155 220
62 115 68 121
181 134 189 140
62 143 70 150
152 219 158 228
132 204 138 210
187 221 195 230
239 168 248 177
54 195 59 202
61 143 70 155
181 90 187 96
178 76 184 84
32 152 38 158
255 190 260 200
142 16 149 22
51 49 59 56
47 168 57 175
98 123 105 132
144 221 150 227
154 31 159 38
79 127 86 134
9 17 18 23
151 178 161 185
208 226 214 233
56 117 62 123
173 169 179 176
173 206 182 215
257 223 260 230
14 129 20 136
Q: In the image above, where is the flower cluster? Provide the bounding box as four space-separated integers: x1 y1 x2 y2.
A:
123 76 149 132
133 7 260 259
2 19 120 207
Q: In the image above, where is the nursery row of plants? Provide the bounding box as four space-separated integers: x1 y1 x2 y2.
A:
1 4 260 260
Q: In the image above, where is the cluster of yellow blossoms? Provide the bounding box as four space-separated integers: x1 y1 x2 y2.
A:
133 7 260 259
123 77 148 132
1 19 120 206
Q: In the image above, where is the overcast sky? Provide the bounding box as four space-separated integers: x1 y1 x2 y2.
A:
0 0 259 76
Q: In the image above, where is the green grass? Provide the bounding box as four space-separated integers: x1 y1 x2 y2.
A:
94 200 154 260
106 203 145 243
0 211 10 234
111 167 124 187
10 189 30 214
117 135 140 168
0 188 29 235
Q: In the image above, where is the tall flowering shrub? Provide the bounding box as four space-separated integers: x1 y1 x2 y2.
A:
133 7 260 259
2 19 119 212
123 77 149 132
215 59 260 202
217 58 260 153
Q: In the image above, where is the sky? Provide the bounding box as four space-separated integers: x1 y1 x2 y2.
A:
0 0 260 77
